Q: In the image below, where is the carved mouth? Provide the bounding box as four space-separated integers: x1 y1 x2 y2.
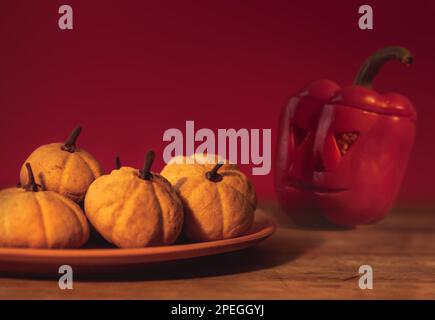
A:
288 179 347 194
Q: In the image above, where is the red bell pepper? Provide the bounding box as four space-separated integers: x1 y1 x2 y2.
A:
275 47 416 227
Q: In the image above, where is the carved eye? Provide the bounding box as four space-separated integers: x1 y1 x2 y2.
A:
334 131 359 156
293 125 308 147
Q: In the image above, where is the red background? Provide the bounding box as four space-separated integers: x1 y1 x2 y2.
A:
0 0 434 204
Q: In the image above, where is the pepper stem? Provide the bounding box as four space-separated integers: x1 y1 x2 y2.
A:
140 151 155 180
23 163 40 192
62 126 82 153
354 46 413 88
206 162 224 182
115 156 122 170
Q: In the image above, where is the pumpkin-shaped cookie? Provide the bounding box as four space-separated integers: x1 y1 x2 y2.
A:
19 126 103 203
161 154 257 242
0 163 90 248
85 151 184 248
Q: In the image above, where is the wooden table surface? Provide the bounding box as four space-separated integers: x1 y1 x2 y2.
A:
1 202 434 300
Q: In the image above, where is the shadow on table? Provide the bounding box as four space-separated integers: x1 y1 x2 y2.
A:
263 203 355 231
77 228 323 282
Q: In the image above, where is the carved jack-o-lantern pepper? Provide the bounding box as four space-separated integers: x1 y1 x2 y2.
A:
275 47 416 227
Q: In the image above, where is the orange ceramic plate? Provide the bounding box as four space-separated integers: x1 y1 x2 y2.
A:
0 209 275 276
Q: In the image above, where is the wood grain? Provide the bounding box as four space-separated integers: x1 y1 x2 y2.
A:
1 202 434 299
